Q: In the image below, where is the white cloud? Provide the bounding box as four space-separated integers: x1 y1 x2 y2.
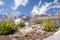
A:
31 0 42 16
53 0 58 3
38 0 42 6
31 0 60 16
0 0 4 6
9 11 21 17
1 9 5 11
52 5 60 8
31 1 52 16
11 0 29 10
52 0 60 8
31 5 39 15
48 2 60 9
39 2 51 14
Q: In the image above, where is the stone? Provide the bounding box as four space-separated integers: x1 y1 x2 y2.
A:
9 24 54 40
14 18 23 25
43 30 60 40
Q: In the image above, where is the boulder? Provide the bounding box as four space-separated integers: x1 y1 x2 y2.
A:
43 30 60 40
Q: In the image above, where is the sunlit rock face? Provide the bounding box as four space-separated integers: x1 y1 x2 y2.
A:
14 18 23 25
43 30 60 40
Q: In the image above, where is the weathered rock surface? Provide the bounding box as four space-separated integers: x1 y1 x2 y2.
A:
43 30 60 40
9 24 54 40
0 35 11 40
0 24 54 40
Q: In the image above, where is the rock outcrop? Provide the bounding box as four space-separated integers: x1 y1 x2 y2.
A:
43 30 60 40
9 24 54 40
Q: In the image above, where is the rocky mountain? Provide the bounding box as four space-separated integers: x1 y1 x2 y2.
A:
0 13 29 23
0 11 51 22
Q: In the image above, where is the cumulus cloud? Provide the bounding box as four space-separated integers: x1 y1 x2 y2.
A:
0 0 5 6
11 0 29 10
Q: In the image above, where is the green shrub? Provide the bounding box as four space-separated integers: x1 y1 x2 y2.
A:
16 21 25 27
35 20 41 24
42 19 54 32
53 26 60 31
0 18 16 35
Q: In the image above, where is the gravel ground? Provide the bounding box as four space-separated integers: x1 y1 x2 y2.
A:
0 35 11 40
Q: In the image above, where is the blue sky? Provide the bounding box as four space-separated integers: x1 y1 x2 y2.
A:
0 0 60 16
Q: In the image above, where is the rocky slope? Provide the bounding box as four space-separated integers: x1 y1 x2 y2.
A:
9 24 54 40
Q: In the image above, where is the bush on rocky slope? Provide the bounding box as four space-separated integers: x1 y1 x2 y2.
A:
0 18 16 35
42 19 54 32
35 20 41 24
16 21 25 28
42 19 60 32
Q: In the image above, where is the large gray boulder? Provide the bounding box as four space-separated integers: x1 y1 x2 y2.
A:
43 30 60 40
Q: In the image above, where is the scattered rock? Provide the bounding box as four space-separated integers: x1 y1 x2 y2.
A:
9 24 54 40
0 35 11 40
